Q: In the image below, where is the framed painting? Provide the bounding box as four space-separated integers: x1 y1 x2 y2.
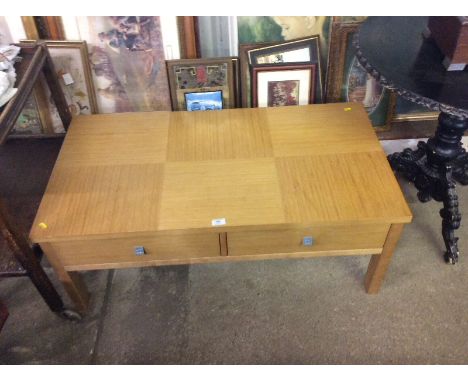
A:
166 58 235 111
45 41 98 116
238 16 331 93
326 21 393 129
74 16 171 113
11 90 44 136
252 64 316 108
247 36 323 103
20 39 98 133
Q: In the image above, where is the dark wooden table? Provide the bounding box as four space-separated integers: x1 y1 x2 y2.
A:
356 16 468 264
0 42 71 142
0 42 79 320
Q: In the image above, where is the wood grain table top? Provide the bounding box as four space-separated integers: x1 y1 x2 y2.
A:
30 103 412 243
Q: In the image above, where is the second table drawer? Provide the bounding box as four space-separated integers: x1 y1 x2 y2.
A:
227 223 389 257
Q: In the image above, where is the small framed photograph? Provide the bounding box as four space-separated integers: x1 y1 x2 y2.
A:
247 36 323 103
252 64 316 108
184 90 223 111
166 58 236 111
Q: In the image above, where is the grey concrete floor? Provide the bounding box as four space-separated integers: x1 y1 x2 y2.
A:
1 139 468 364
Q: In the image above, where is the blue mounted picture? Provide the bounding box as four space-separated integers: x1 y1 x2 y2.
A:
184 90 223 111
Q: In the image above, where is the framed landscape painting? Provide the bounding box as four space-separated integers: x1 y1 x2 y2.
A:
166 58 235 111
252 64 316 108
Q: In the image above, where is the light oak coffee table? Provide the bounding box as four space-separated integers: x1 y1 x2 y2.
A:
30 103 412 313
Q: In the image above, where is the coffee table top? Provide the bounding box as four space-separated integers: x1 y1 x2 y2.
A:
30 103 412 243
355 16 468 117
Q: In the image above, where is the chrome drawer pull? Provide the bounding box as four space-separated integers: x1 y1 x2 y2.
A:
302 237 314 246
134 246 146 256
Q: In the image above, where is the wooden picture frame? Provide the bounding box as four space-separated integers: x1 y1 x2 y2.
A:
11 87 46 136
20 40 98 133
251 64 316 108
44 40 98 115
239 42 274 108
326 21 393 129
247 36 323 103
166 57 236 111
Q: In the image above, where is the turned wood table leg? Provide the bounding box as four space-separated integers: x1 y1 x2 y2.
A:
0 202 66 314
40 243 90 313
365 224 405 294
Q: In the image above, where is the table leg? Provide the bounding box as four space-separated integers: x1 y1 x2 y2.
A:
0 298 8 332
0 202 73 318
388 112 468 263
40 243 90 314
365 224 404 294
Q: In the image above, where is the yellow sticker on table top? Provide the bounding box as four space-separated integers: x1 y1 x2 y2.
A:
38 222 48 229
344 107 352 111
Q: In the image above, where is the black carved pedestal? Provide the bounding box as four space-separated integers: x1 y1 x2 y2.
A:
355 16 468 264
388 112 468 263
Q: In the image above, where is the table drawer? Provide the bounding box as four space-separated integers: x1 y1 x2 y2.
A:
50 232 221 270
227 224 389 257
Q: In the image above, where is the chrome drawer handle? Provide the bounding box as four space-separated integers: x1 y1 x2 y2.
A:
134 246 146 256
302 237 314 246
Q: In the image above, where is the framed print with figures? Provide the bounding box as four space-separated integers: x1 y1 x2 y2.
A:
73 16 172 113
251 64 316 108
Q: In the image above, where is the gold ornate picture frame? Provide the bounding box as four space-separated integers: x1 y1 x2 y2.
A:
166 57 236 111
326 21 394 129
